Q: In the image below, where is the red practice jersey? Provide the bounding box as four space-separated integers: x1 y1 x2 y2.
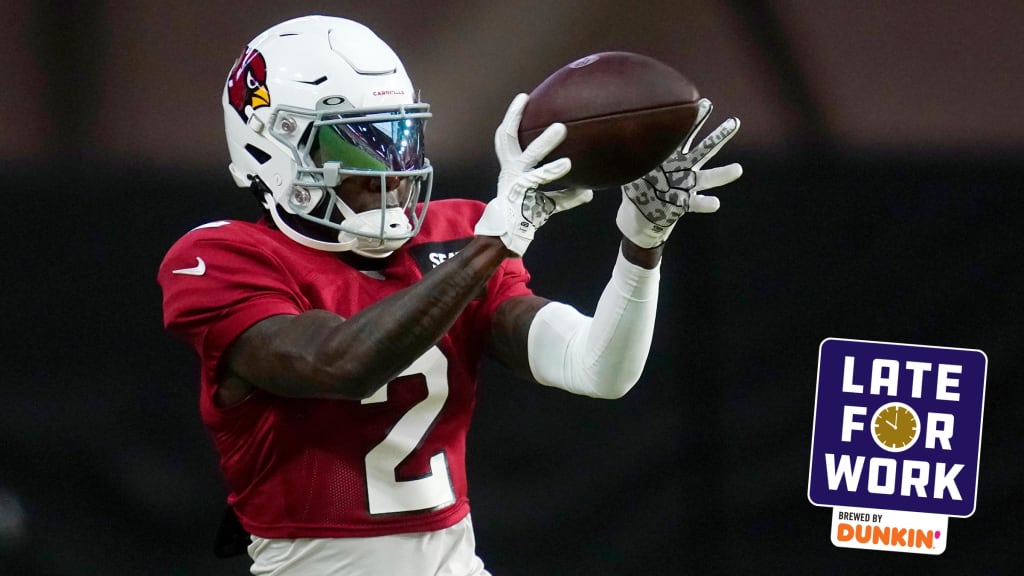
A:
158 199 532 539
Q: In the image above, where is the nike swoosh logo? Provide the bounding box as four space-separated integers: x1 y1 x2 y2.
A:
172 257 206 276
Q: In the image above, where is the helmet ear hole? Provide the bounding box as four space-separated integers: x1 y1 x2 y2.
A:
244 144 272 164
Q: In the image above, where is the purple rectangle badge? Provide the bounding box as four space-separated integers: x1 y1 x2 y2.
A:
808 338 987 517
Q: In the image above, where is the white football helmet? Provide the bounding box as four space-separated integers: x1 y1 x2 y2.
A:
223 15 433 257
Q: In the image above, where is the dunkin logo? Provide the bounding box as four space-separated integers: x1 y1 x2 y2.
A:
836 522 937 549
829 507 946 554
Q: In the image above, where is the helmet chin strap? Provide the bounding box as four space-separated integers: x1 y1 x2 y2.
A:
336 200 414 259
264 191 412 257
264 192 359 252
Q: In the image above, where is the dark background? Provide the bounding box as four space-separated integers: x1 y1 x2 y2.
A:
2 1 1021 574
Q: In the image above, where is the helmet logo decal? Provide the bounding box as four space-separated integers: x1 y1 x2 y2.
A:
227 47 270 120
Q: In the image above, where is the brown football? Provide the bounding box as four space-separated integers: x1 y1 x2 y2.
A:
518 51 701 190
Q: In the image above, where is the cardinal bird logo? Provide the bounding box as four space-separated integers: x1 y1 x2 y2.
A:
227 47 270 120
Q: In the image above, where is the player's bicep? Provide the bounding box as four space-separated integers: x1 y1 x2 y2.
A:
221 310 351 400
217 314 291 405
487 294 551 381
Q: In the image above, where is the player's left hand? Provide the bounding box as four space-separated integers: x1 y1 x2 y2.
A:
616 98 742 249
475 93 593 256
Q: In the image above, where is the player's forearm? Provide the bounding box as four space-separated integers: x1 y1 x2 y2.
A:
620 236 663 269
527 244 660 398
307 236 511 398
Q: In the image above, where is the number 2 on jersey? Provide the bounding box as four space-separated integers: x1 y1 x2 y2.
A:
361 346 455 515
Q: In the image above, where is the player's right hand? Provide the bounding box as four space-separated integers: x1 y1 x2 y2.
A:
616 98 743 249
475 93 593 256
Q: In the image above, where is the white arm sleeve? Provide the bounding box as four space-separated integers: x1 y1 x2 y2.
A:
527 247 660 398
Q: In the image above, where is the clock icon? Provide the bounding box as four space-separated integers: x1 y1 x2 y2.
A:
871 402 920 452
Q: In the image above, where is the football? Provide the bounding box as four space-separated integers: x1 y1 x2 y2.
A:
518 51 701 190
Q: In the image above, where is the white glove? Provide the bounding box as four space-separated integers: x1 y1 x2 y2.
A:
475 93 594 256
616 98 743 248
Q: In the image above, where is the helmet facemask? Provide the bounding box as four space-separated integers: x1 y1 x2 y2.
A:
264 99 433 257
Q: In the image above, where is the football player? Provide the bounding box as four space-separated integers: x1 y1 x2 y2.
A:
159 15 741 576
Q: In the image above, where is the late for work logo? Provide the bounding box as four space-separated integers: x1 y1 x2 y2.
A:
808 338 987 554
